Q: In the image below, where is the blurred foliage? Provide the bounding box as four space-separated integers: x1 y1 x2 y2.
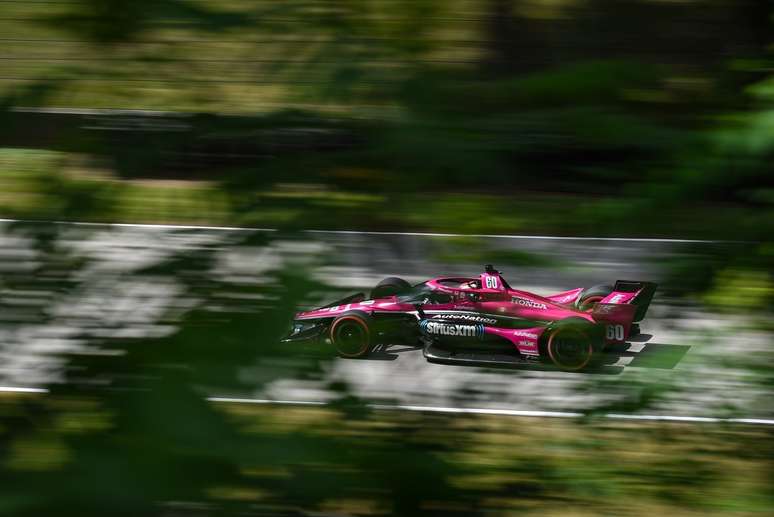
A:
430 236 566 268
0 0 773 515
0 1 771 246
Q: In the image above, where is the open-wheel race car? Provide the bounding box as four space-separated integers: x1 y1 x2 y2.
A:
282 265 656 371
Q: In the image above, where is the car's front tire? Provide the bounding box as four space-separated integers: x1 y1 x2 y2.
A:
330 311 373 358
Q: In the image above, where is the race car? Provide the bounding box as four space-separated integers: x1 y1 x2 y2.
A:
282 265 656 371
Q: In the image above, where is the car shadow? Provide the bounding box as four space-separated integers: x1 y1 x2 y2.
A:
428 333 691 376
360 343 422 361
605 342 691 370
478 361 625 375
473 342 690 376
583 338 691 374
353 335 691 374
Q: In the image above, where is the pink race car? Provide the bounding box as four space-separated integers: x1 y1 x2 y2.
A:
283 265 656 371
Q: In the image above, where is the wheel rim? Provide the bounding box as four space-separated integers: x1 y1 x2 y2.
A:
332 317 369 357
578 295 604 312
548 328 592 371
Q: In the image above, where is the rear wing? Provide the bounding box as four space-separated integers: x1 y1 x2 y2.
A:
609 280 658 322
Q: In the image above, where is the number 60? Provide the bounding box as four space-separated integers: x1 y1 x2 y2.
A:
606 324 624 341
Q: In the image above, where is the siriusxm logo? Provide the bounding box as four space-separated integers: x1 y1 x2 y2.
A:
421 320 484 339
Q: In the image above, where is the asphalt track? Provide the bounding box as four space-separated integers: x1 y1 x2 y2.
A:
0 219 768 423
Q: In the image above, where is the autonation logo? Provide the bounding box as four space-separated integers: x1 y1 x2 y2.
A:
420 320 484 339
431 313 497 324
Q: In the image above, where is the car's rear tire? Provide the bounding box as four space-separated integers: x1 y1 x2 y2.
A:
576 284 614 311
330 312 373 358
543 321 598 371
370 276 411 299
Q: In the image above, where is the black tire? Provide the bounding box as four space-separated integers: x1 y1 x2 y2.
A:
576 284 614 311
541 319 600 371
330 311 373 358
370 276 411 299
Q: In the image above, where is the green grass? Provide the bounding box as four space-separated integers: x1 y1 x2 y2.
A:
8 389 769 515
216 402 774 515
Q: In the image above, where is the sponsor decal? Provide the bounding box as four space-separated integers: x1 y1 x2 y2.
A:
608 294 625 304
513 330 539 339
431 313 497 324
360 300 375 305
420 320 484 339
511 297 548 310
